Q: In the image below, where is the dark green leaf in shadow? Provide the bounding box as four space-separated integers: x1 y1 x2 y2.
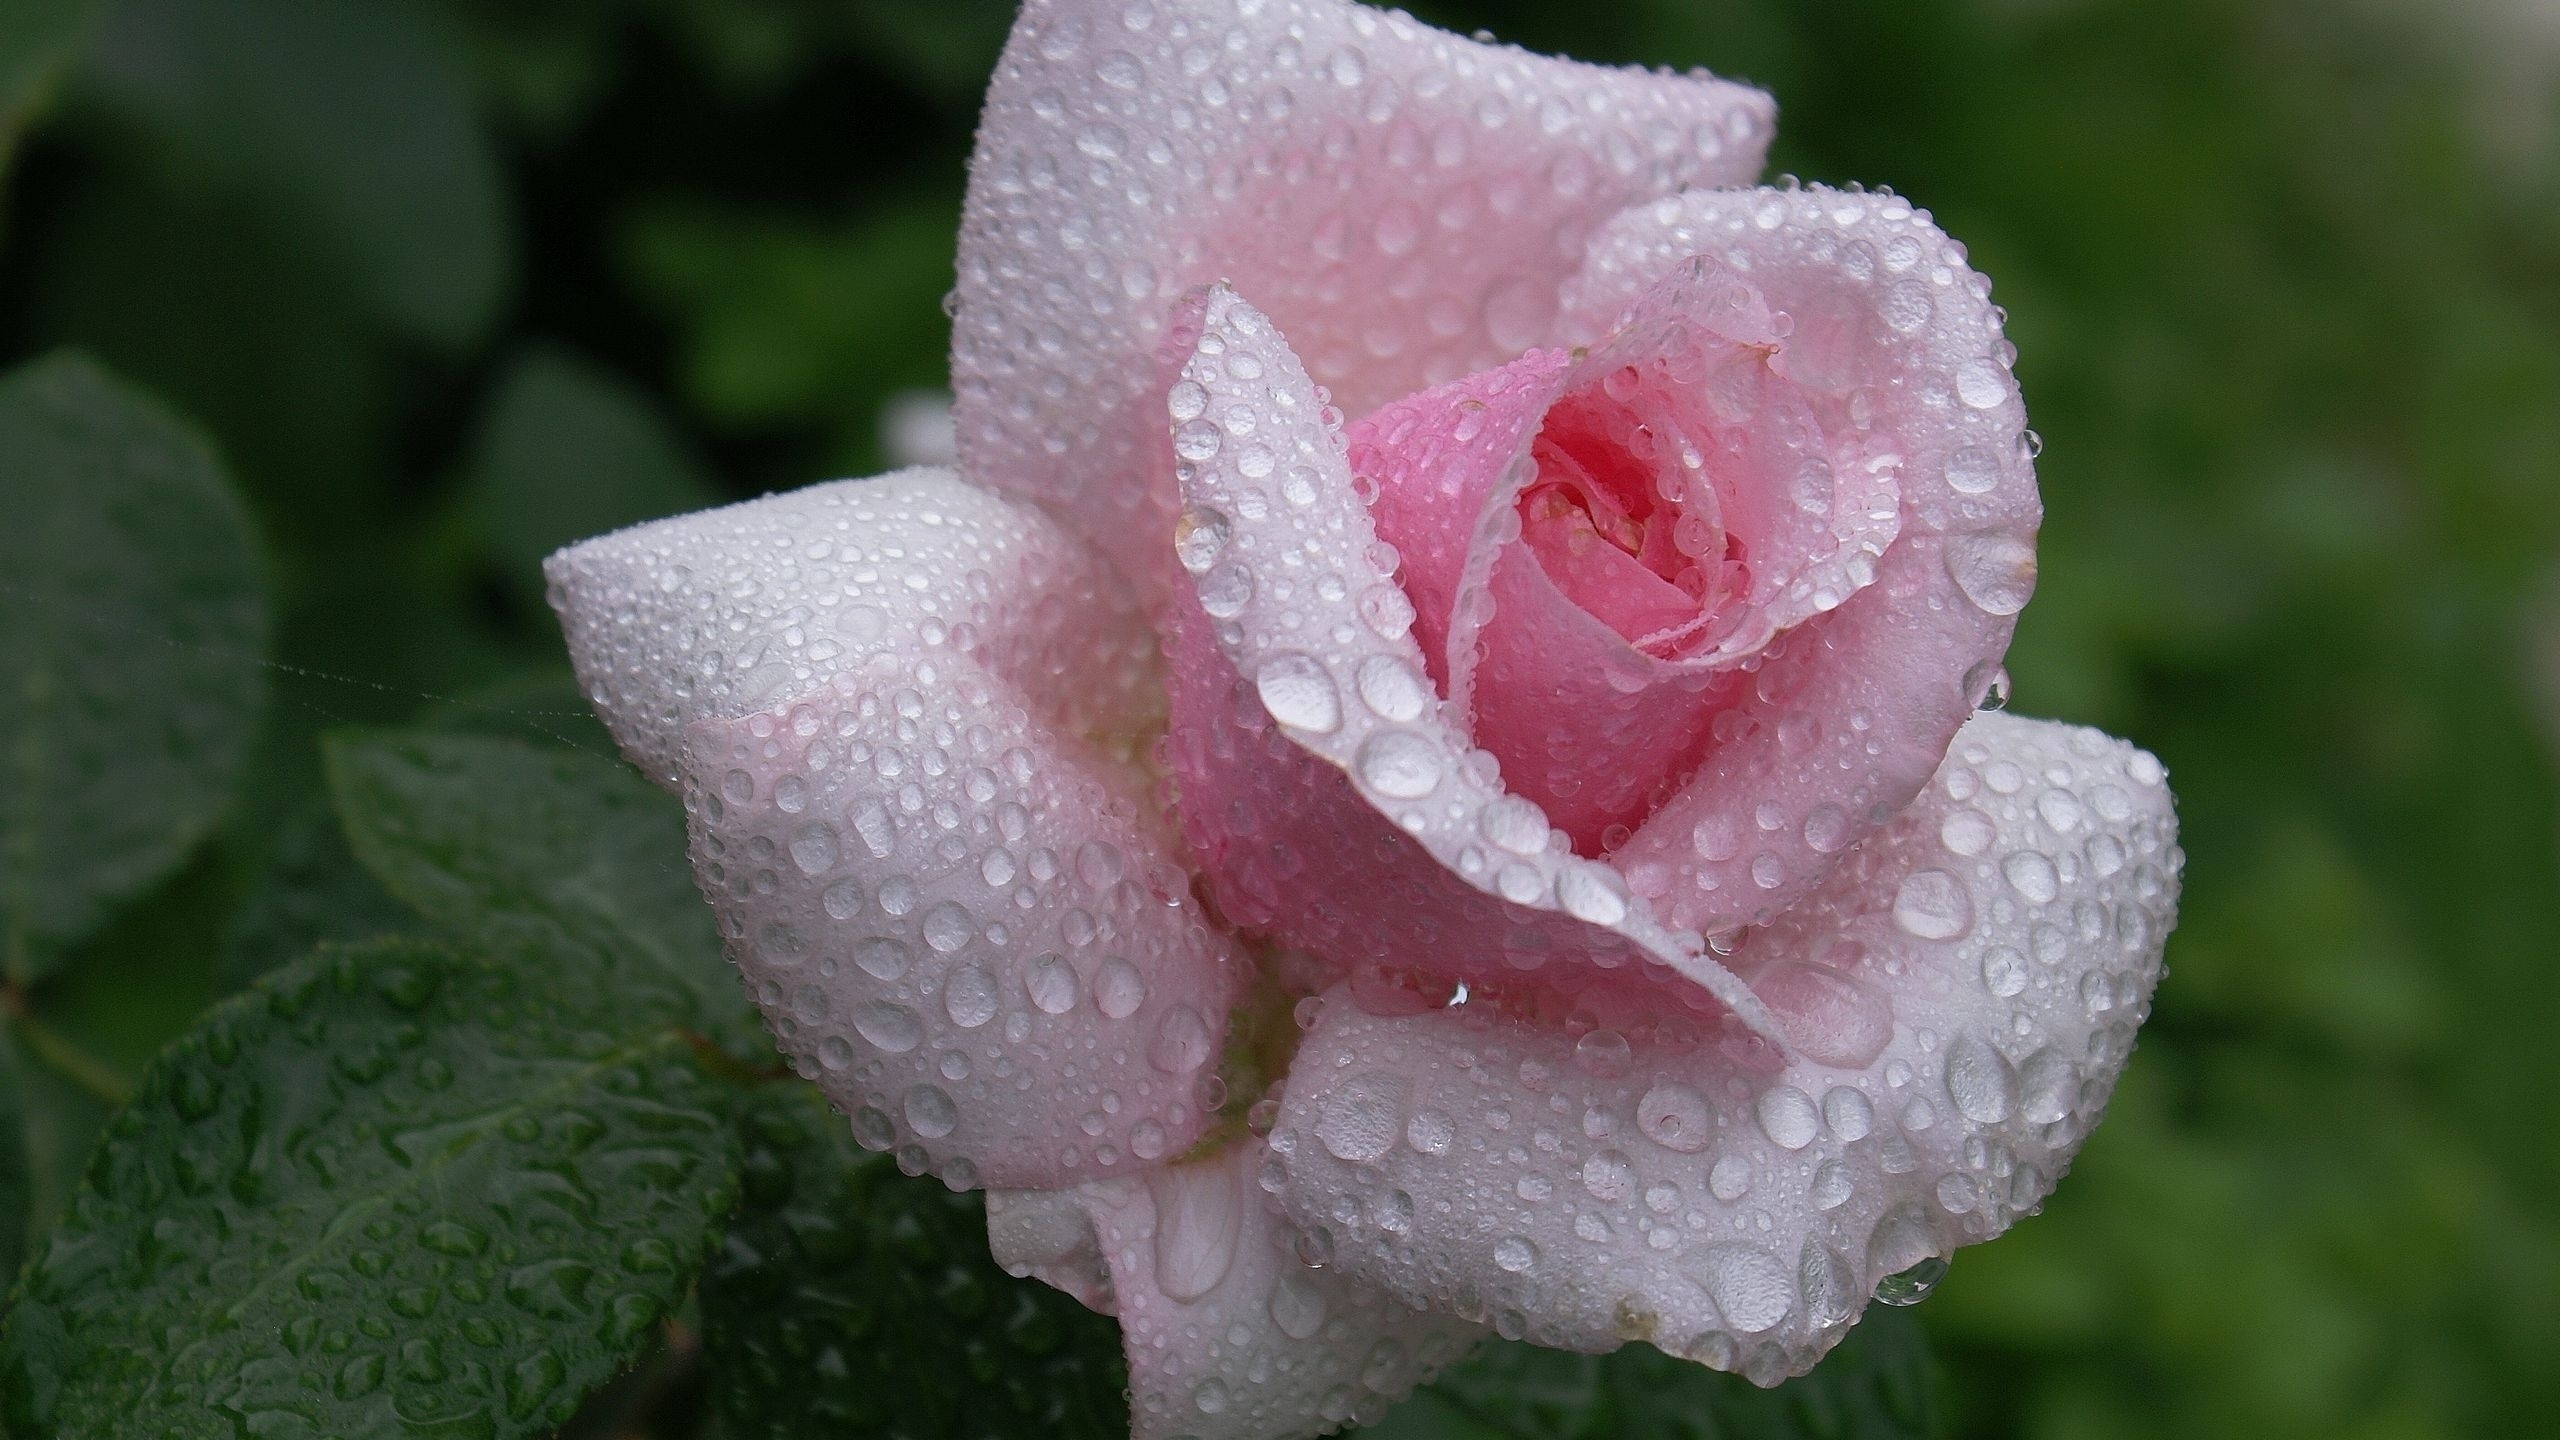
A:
0 351 268 982
700 1082 1129 1440
323 731 762 1056
1362 1306 1941 1440
77 0 512 349
0 0 99 185
215 801 415 993
462 347 721 607
0 1021 111 1320
0 937 741 1439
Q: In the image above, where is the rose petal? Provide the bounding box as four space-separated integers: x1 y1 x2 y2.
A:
552 471 1240 1189
1568 187 2042 935
952 0 1774 605
1162 283 1778 1031
989 1141 1487 1440
547 467 1160 790
1350 261 1905 849
1266 712 2177 1381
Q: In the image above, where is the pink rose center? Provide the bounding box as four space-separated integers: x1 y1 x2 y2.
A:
1516 367 1754 658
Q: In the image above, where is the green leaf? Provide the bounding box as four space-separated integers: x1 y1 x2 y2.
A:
461 347 721 605
322 731 760 1054
0 351 268 982
215 802 415 993
0 937 742 1439
0 1020 113 1309
1364 1307 1941 1440
699 1083 1129 1439
0 0 98 184
78 0 512 349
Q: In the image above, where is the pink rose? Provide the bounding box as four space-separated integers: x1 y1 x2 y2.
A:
548 2 2182 1437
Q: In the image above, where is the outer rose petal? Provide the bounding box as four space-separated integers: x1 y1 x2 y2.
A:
988 1142 1487 1440
1565 187 2043 936
1266 712 2177 1382
550 472 1241 1188
547 467 1160 789
1162 284 1777 1031
952 0 1774 605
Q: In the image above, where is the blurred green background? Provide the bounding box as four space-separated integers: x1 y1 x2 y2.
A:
2 0 2555 1437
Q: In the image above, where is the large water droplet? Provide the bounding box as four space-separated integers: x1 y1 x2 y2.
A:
789 822 840 875
853 1001 922 1054
1636 1082 1715 1153
1317 1073 1407 1163
1150 1164 1243 1302
1756 1085 1820 1150
1892 868 1975 940
1026 954 1081 1015
1094 957 1148 1019
1256 652 1343 733
1944 532 2036 615
905 1084 958 1138
1356 731 1442 798
945 963 999 1029
1693 1244 1793 1333
1269 1272 1329 1339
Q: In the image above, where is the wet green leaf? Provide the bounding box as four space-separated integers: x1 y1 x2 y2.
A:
1364 1307 1941 1440
79 0 511 348
323 732 760 1055
0 352 267 982
0 937 741 1439
699 1083 1129 1440
215 802 416 993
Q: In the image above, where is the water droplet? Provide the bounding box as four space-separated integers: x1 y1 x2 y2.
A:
1753 960 1894 1070
1557 864 1628 925
1270 1273 1329 1339
1173 504 1229 569
1317 1073 1406 1162
946 963 999 1028
1693 1243 1792 1333
1151 1005 1214 1074
1945 532 2036 615
1027 954 1081 1014
2003 850 2061 904
1356 731 1442 798
1981 946 2029 999
922 902 976 953
1956 359 2009 410
1581 1149 1636 1202
789 822 840 875
1493 1236 1539 1273
1354 654 1430 722
1944 1033 2019 1124
853 1002 922 1054
1404 1109 1454 1156
855 936 911 981
1094 957 1147 1018
1874 1256 1949 1306
1892 868 1975 940
1257 652 1343 732
1636 1082 1715 1153
1940 808 1996 857
1756 1085 1820 1150
1823 1086 1875 1142
905 1084 958 1138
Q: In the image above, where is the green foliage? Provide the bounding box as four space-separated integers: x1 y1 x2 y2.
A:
0 938 742 1440
78 0 512 349
0 352 267 982
1373 1310 1939 1440
700 1083 1131 1440
461 348 721 606
323 731 764 1057
216 801 416 992
0 0 96 182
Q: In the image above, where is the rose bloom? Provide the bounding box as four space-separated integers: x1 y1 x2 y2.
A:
548 2 2182 1437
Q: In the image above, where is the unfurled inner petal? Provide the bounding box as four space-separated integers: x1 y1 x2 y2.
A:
1161 283 1778 1032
